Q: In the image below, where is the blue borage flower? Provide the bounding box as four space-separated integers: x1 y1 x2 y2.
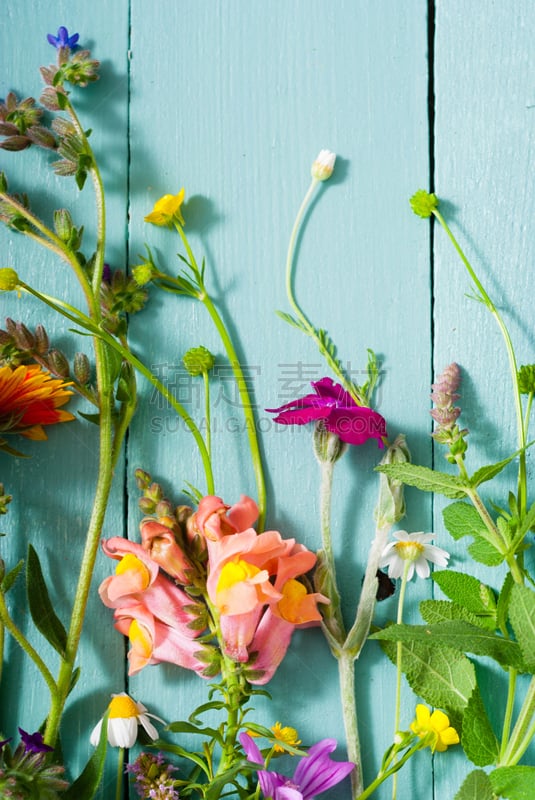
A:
47 26 79 50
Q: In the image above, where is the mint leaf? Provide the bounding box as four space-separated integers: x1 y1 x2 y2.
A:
508 584 535 672
379 639 476 713
442 501 488 541
470 452 521 488
490 766 535 799
454 769 494 800
468 537 505 566
433 570 497 625
420 599 491 629
461 689 499 766
372 621 524 670
497 573 515 632
376 463 467 499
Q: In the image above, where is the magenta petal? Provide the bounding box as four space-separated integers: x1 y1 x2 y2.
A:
312 377 355 409
270 405 331 425
326 407 386 447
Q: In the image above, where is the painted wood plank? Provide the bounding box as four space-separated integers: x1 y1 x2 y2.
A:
0 3 130 791
433 1 535 797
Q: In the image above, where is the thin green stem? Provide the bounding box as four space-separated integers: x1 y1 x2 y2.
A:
115 747 125 800
175 224 266 526
500 675 535 765
285 178 365 405
433 209 527 513
391 562 410 800
64 98 107 294
338 649 362 798
203 369 212 463
357 740 423 800
499 668 518 762
0 591 57 701
0 616 3 689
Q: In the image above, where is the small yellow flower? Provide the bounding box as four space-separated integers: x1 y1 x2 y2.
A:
410 704 459 752
144 189 185 226
271 722 301 753
0 267 20 292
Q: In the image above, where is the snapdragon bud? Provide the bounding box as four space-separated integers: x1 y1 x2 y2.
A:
311 149 336 181
374 434 410 526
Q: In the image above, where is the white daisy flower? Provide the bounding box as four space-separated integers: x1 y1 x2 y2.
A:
311 149 336 181
90 692 164 748
379 530 450 581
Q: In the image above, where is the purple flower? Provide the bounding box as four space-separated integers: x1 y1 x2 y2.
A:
18 728 54 754
240 733 354 800
47 27 79 50
266 377 387 448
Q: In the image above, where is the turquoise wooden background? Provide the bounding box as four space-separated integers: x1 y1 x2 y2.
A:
1 2 534 798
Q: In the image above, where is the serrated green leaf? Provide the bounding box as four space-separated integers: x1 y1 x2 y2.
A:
376 463 467 498
497 573 515 632
454 769 494 800
433 570 497 622
461 689 499 766
490 766 535 799
420 599 488 629
509 584 535 671
372 621 524 670
442 501 488 541
468 537 505 566
380 638 476 712
26 544 67 657
470 452 521 488
63 710 108 800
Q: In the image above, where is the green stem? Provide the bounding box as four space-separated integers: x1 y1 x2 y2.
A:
217 655 244 776
0 615 3 689
115 747 125 800
64 98 107 293
44 340 116 746
357 740 423 800
0 590 57 701
175 224 266 527
434 209 527 513
500 674 535 765
391 562 410 800
285 178 365 405
203 369 212 463
319 459 345 641
18 282 215 494
499 668 518 762
338 649 362 798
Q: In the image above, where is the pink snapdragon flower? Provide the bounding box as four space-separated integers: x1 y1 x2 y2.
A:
189 494 259 541
240 733 354 800
267 377 386 448
139 518 193 584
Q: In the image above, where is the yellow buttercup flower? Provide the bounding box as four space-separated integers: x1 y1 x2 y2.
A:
410 704 459 752
271 722 301 753
144 189 185 226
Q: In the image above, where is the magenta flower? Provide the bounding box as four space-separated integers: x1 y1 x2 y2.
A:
240 733 354 800
267 377 386 448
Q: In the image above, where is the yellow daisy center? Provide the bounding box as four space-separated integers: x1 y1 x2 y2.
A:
394 540 425 562
271 722 301 753
108 694 139 719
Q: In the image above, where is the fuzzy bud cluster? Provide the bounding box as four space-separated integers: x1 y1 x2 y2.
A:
430 363 468 460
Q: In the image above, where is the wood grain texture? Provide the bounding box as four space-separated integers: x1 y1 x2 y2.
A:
1 1 532 798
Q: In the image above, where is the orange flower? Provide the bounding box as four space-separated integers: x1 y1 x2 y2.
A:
0 364 74 442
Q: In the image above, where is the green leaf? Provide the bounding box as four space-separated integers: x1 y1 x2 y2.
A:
372 621 525 670
420 599 489 629
188 701 225 725
275 310 307 332
490 766 535 799
433 570 497 623
63 710 108 800
461 689 499 766
468 537 505 566
376 463 467 499
1 559 24 593
442 502 488 541
509 584 535 671
166 720 222 741
26 544 67 657
497 573 515 632
153 740 210 776
454 769 494 800
470 451 522 488
379 638 476 712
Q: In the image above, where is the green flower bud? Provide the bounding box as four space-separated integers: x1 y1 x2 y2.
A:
409 189 439 219
135 468 152 490
53 208 74 242
131 262 156 286
0 483 12 515
311 149 336 181
183 346 216 377
138 496 157 515
48 348 70 378
374 434 411 526
313 420 347 464
35 324 50 355
73 352 91 384
0 268 20 292
12 322 35 351
518 364 535 395
0 172 8 192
